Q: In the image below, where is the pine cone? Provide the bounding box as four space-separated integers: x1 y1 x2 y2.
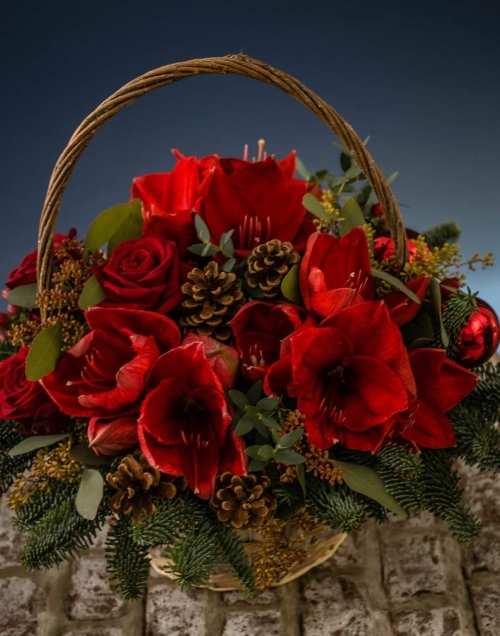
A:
209 472 278 530
180 261 244 341
245 240 300 299
106 454 187 522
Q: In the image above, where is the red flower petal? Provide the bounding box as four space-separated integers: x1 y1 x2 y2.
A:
385 276 431 326
402 399 457 449
88 414 139 457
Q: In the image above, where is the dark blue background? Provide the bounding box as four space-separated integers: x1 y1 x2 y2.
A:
1 0 499 314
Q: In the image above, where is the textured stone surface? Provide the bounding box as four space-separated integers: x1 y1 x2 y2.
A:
69 556 126 621
146 584 207 636
223 587 280 605
0 497 23 567
392 608 466 636
0 576 46 636
222 610 281 636
62 629 125 636
470 584 500 636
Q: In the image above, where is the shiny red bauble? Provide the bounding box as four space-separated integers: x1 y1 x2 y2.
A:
455 299 500 368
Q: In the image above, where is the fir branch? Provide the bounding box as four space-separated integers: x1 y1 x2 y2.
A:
465 362 500 422
423 221 461 248
0 420 34 495
105 514 150 600
375 445 425 512
435 290 478 357
306 479 366 533
420 450 481 544
20 498 106 570
451 403 500 473
14 480 79 531
209 517 255 596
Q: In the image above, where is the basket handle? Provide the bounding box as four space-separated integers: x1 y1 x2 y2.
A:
37 54 407 292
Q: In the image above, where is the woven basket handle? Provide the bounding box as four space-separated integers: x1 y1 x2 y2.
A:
37 54 408 292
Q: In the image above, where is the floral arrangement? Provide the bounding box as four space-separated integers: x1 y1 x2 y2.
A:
1 140 499 598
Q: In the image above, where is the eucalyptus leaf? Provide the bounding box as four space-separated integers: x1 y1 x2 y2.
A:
222 258 236 273
257 397 280 412
194 214 210 242
249 458 269 472
386 171 399 185
78 275 106 310
295 156 311 180
334 460 407 517
26 323 62 381
339 198 366 237
372 269 421 304
84 200 142 256
246 381 262 405
296 463 307 496
257 445 275 460
7 283 38 308
430 278 450 347
9 432 70 457
340 152 351 173
235 413 256 436
302 193 329 220
75 469 104 520
281 264 302 305
279 428 304 449
344 163 362 179
107 201 143 252
274 449 307 465
261 415 281 432
254 418 271 438
271 429 281 445
245 405 260 416
244 445 262 460
69 442 110 466
228 390 249 409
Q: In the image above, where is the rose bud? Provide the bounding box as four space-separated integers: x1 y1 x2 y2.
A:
182 333 239 390
88 414 139 457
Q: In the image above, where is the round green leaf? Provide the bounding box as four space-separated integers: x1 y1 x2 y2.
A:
84 200 142 256
75 469 104 520
194 214 211 242
7 283 38 308
302 193 329 220
281 264 303 305
78 275 106 310
26 323 62 381
9 432 70 457
339 198 366 237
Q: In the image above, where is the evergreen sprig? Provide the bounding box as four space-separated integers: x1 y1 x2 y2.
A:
451 403 500 473
14 481 79 531
375 445 425 512
306 479 367 533
435 290 478 357
0 420 34 495
423 221 461 248
465 361 500 422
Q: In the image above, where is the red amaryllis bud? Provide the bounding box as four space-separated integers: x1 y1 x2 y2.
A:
88 415 139 457
182 333 239 390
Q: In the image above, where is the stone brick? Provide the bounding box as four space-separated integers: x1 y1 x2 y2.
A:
0 496 24 568
222 610 281 636
223 587 280 605
303 575 376 635
146 583 207 636
381 533 446 602
470 584 500 636
69 556 125 621
0 576 46 636
319 534 362 571
392 608 465 636
62 629 124 636
464 522 500 575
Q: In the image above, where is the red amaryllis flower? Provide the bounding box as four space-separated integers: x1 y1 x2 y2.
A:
182 333 239 390
299 229 374 320
138 342 246 498
397 349 477 449
0 348 68 433
195 156 316 258
230 301 315 390
93 237 188 314
88 414 140 457
42 308 180 419
286 302 416 451
383 276 431 326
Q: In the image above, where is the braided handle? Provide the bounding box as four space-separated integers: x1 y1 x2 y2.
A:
37 54 407 292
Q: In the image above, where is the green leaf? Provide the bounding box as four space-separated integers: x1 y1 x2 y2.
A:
235 413 256 436
228 390 249 409
372 269 421 305
430 278 450 347
296 463 307 496
279 428 304 449
257 397 280 412
194 215 210 242
107 200 143 252
340 152 351 173
275 497 305 520
245 405 260 416
69 442 110 466
401 311 435 349
334 460 407 517
244 445 262 460
261 415 281 432
249 458 269 472
386 171 399 185
345 164 362 179
274 449 307 465
281 264 302 305
188 243 219 257
222 258 236 273
75 469 104 521
246 381 262 405
254 418 271 438
271 429 281 445
84 201 141 256
7 283 38 308
257 445 275 460
339 198 366 237
302 193 329 221
9 432 70 457
26 323 62 381
78 275 106 310
295 156 311 180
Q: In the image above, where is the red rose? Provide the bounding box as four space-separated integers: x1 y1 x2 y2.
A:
138 342 247 498
93 237 188 313
396 349 477 449
0 348 67 432
299 229 374 320
284 302 416 452
6 232 74 290
42 308 180 419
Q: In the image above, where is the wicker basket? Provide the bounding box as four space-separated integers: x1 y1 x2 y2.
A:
35 54 410 590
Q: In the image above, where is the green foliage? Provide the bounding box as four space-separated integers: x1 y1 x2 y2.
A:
451 403 500 473
21 498 106 570
423 221 461 248
214 520 256 596
420 450 481 544
14 481 79 531
105 514 150 600
435 290 478 357
0 420 34 495
375 445 425 512
25 323 62 381
0 339 18 361
306 479 367 533
465 362 500 422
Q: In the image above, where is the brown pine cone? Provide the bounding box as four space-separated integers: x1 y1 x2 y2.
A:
106 454 187 522
180 261 244 341
209 472 278 530
245 239 300 299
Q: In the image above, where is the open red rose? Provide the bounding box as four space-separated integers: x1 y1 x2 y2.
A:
195 156 316 258
396 349 477 449
299 229 374 320
284 302 415 452
138 342 246 498
42 308 180 419
93 237 188 314
0 348 67 433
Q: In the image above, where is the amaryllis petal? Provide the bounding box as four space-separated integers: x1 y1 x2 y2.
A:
402 400 457 449
88 414 139 457
264 355 293 397
182 333 239 390
385 276 431 326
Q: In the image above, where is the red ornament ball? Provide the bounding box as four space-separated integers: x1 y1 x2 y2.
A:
455 299 500 368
